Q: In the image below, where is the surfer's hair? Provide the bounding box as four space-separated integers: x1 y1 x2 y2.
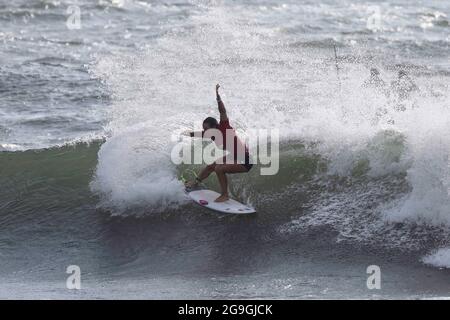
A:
203 117 218 128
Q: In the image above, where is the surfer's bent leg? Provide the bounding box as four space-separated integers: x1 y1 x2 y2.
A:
197 163 216 181
214 164 249 202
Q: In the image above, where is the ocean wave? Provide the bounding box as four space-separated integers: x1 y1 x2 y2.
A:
4 0 446 267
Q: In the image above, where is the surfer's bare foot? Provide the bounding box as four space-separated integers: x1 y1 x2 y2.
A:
214 194 229 202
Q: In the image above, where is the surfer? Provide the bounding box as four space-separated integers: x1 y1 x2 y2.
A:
390 70 418 101
183 84 252 202
362 68 387 91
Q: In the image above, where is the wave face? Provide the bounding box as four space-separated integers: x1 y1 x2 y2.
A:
1 0 449 296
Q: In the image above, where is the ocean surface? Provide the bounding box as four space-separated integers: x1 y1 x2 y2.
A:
0 0 449 299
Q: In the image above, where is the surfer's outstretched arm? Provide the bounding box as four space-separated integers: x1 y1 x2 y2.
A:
216 84 228 122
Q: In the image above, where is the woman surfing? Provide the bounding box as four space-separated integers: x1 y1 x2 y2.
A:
183 84 253 202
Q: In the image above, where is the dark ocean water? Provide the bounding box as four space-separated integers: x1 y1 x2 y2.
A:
0 0 449 298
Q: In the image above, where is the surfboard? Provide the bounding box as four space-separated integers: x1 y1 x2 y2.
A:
187 188 256 214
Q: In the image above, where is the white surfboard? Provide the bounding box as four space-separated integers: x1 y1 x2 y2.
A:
187 189 256 214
